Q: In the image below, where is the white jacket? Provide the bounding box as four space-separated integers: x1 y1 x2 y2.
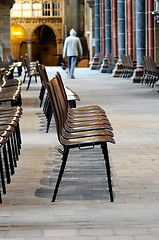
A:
63 36 83 57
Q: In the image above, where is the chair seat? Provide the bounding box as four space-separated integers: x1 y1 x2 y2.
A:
62 128 114 139
59 133 115 147
65 122 113 133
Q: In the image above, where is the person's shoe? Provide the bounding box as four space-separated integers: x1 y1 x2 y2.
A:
71 76 75 79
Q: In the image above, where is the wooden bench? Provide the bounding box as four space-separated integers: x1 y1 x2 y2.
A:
46 73 115 202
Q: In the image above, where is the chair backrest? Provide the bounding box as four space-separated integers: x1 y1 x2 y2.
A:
148 56 156 72
56 72 68 109
51 77 68 126
25 54 30 65
47 78 64 144
23 58 31 74
21 56 27 70
37 64 43 84
127 55 133 68
40 65 49 86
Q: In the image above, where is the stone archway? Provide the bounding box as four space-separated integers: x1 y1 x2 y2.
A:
11 24 27 61
32 25 57 66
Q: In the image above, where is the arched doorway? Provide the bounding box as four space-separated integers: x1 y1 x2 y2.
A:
32 25 57 66
11 25 27 61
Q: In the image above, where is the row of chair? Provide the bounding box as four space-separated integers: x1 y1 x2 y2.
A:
0 54 22 79
37 64 80 133
0 106 23 203
43 72 116 202
107 54 118 73
0 54 23 202
141 56 159 87
0 69 22 107
6 54 22 77
120 54 135 78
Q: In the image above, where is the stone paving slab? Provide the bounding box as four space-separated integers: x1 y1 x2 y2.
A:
0 67 159 239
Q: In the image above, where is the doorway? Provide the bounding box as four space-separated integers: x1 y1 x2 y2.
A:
32 25 57 66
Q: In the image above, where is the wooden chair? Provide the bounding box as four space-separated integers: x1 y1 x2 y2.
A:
6 54 22 77
47 76 115 202
25 54 37 68
23 58 39 91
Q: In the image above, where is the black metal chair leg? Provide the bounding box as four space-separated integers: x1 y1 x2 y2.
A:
52 146 69 202
0 150 6 194
7 139 15 175
15 123 22 150
35 75 37 83
23 72 27 83
26 76 31 90
10 134 17 167
46 105 52 133
101 142 114 202
3 145 11 184
39 85 45 107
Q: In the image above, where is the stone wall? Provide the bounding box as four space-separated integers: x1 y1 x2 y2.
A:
0 2 12 61
11 17 63 64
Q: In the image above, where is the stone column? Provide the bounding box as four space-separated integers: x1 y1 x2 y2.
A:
89 5 93 61
117 0 126 60
90 0 101 70
0 1 15 61
112 0 118 58
133 0 146 83
136 0 146 67
26 39 32 61
105 0 111 55
112 0 125 77
127 0 133 58
101 0 105 55
155 0 159 64
148 0 154 59
100 0 111 73
94 0 100 55
85 1 95 63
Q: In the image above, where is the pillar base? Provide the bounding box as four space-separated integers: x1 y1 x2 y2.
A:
112 62 123 77
100 57 108 73
90 56 101 70
132 68 143 83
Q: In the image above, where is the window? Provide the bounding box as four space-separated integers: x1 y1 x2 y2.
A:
22 3 31 17
32 3 41 17
42 2 50 16
11 2 21 17
52 2 61 16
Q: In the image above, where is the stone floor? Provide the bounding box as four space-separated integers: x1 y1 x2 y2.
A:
0 67 159 239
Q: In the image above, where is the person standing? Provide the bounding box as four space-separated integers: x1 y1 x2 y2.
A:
63 29 83 79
